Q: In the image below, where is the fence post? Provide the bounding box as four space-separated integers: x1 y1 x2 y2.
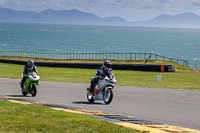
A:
139 53 141 60
135 53 136 60
100 53 101 59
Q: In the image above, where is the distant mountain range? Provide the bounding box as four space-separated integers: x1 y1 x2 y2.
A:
132 12 200 28
0 7 126 26
1 7 200 28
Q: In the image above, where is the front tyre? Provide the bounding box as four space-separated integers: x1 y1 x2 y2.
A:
87 91 95 103
21 87 27 96
103 88 113 104
31 84 37 97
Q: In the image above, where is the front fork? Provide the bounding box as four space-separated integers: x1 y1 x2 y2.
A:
104 86 113 96
24 82 35 93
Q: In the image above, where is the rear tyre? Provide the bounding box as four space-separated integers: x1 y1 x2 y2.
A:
87 91 95 103
31 84 37 97
103 88 113 104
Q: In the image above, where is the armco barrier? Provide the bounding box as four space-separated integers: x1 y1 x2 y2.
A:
0 59 174 72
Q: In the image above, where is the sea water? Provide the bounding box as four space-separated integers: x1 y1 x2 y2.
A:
0 23 199 67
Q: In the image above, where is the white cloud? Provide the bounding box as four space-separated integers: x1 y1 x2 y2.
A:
0 0 5 5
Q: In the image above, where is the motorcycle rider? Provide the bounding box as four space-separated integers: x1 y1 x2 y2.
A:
89 60 114 93
20 59 38 88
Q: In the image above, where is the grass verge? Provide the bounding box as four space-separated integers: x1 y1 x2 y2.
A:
0 56 190 71
0 100 141 132
0 61 199 90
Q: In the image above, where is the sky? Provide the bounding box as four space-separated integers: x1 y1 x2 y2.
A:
1 0 200 21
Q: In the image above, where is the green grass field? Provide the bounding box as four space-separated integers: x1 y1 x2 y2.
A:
0 58 199 90
0 100 141 132
0 57 199 132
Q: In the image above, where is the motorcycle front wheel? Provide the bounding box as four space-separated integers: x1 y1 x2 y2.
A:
87 91 95 103
31 84 37 97
103 88 113 104
21 87 27 96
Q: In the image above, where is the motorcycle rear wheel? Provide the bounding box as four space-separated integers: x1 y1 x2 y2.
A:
103 88 113 104
31 84 37 97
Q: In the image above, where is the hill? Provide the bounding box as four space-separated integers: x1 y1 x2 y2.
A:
132 12 200 28
0 7 127 26
1 7 200 28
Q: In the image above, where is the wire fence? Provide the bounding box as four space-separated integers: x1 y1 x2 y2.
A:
188 60 200 69
0 51 190 67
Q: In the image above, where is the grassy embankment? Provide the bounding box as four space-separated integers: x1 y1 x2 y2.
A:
0 56 200 90
0 100 141 132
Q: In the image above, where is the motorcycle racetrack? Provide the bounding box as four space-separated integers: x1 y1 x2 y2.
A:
0 78 200 132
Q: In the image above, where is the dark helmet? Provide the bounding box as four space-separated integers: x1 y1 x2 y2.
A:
27 59 34 67
103 60 111 68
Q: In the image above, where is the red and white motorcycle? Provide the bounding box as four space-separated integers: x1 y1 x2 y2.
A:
87 76 117 104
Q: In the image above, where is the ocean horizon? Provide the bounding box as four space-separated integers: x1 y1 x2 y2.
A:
0 22 199 68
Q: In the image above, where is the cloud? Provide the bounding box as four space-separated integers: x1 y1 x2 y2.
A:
193 1 200 7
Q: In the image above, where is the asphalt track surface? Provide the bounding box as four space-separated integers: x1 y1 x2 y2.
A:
0 78 200 130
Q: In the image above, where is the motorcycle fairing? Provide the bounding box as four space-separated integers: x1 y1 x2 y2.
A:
94 84 106 95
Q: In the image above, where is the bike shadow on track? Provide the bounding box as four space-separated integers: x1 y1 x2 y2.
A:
6 95 32 97
72 101 104 105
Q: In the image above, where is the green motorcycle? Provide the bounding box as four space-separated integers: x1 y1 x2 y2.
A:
21 72 40 97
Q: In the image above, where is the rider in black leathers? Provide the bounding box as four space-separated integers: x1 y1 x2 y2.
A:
20 59 38 88
89 60 114 93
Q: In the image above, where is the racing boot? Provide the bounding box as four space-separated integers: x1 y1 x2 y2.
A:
89 84 95 93
20 81 23 88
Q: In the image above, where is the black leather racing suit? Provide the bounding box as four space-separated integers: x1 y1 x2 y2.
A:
90 66 114 92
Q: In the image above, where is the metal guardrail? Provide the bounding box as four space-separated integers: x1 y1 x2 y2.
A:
0 51 188 67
